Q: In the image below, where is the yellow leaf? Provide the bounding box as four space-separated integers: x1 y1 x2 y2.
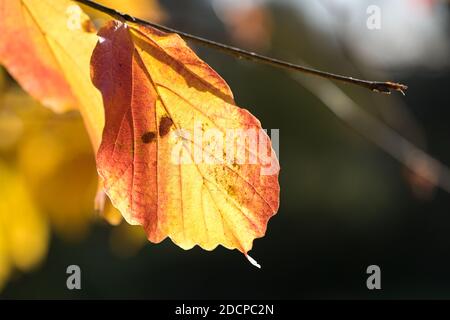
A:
0 0 123 226
0 0 104 150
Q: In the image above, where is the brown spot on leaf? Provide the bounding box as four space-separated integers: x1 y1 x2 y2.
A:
141 131 156 144
159 116 173 137
226 184 238 198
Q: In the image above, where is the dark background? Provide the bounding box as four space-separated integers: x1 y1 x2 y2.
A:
2 0 450 299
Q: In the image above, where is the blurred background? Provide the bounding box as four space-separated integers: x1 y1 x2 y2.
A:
1 0 450 299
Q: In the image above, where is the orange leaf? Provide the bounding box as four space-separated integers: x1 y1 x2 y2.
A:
0 0 77 112
0 0 119 225
0 0 104 150
91 21 280 256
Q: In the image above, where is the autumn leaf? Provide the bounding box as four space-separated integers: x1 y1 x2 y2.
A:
0 1 76 113
91 21 280 257
0 0 123 224
0 0 103 150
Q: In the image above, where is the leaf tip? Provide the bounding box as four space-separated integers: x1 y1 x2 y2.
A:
246 254 261 269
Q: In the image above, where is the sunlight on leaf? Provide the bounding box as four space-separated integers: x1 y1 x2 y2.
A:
0 0 104 150
91 21 280 254
0 0 128 226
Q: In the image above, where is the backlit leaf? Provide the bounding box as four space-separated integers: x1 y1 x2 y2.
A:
0 0 104 150
91 21 280 255
0 0 121 226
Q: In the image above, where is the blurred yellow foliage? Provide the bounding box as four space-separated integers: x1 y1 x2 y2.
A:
0 223 10 291
0 0 168 290
0 88 98 242
0 106 23 152
97 190 123 226
18 123 98 241
0 161 49 291
0 82 147 290
85 0 167 24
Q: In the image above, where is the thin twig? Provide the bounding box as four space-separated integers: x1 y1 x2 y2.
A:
74 0 407 95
